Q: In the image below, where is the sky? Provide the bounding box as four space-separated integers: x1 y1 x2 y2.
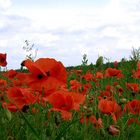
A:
0 0 140 69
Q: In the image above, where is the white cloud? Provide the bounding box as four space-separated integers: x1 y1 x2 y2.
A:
0 0 11 10
1 0 140 69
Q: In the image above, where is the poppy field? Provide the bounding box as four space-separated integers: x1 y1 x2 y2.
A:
0 53 140 140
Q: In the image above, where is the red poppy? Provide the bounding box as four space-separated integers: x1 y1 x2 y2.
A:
0 53 7 67
126 83 139 93
82 72 93 81
24 58 67 95
47 90 85 120
98 99 122 122
4 69 17 79
0 79 7 92
98 91 112 100
96 72 103 79
132 70 140 78
70 79 82 92
70 91 86 110
15 72 29 87
5 87 36 111
124 99 140 115
47 91 74 120
33 58 67 83
105 68 122 77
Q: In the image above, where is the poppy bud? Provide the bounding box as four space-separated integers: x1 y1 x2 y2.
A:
120 98 128 104
108 125 120 136
5 109 12 121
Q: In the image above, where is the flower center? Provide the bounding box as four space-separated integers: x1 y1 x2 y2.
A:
37 74 43 79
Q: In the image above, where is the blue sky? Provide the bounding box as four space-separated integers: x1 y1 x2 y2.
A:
0 0 140 69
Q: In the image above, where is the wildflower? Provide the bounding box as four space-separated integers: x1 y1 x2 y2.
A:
4 87 36 111
0 79 7 92
126 83 139 93
132 69 140 78
0 53 7 67
24 58 67 96
4 69 17 79
98 99 122 123
70 79 82 92
47 90 85 120
105 68 122 77
124 99 140 115
96 71 103 79
82 72 93 81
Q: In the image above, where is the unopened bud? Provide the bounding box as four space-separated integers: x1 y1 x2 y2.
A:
108 125 120 136
5 109 12 121
120 98 128 104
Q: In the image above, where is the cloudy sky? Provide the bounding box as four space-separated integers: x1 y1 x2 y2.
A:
0 0 140 69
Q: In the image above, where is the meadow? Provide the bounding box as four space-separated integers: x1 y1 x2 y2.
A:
0 52 140 140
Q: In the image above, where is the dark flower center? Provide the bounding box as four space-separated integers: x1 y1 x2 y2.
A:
37 74 43 79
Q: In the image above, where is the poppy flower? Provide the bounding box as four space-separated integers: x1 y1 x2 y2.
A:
33 58 67 83
132 70 140 78
96 72 103 79
5 87 36 111
98 91 112 100
70 91 86 110
105 68 122 77
47 91 74 120
0 53 7 67
126 83 139 93
47 90 85 120
0 79 7 92
82 72 93 81
24 58 67 94
3 69 17 79
98 99 122 122
2 102 18 112
70 80 82 92
124 99 140 115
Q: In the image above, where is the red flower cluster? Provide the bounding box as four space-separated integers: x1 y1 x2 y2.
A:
0 52 140 131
